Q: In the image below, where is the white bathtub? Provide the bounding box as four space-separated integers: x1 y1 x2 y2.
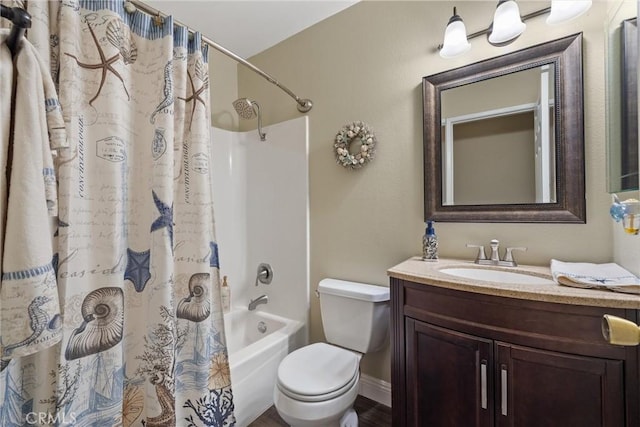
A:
224 307 305 427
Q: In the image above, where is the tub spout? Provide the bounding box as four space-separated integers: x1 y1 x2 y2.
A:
248 294 268 311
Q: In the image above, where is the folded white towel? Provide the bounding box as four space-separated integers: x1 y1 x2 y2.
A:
550 259 640 295
0 32 64 359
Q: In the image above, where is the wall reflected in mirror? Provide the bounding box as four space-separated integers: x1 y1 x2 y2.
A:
441 65 556 206
607 1 638 193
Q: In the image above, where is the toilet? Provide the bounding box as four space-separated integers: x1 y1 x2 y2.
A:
273 278 390 427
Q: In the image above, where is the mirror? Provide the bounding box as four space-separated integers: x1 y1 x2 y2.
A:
620 18 638 191
440 64 556 205
606 0 638 193
423 33 585 223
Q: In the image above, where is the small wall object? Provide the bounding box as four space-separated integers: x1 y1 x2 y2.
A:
334 121 377 169
610 195 640 235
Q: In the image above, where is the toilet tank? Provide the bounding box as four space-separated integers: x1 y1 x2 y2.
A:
318 278 390 353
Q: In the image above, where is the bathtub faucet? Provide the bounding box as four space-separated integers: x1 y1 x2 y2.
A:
248 294 268 311
255 263 273 286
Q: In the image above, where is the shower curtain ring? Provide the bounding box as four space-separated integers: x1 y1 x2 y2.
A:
123 1 136 14
153 12 164 27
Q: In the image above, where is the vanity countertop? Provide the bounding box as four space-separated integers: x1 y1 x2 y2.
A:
388 257 640 309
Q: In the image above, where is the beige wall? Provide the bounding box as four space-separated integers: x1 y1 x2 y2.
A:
218 1 612 384
209 49 239 131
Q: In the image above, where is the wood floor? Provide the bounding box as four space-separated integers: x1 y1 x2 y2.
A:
249 395 392 426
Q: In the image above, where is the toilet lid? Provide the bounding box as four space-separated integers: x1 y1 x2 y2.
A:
277 343 360 400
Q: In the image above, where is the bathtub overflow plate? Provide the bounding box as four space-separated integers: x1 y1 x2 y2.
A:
257 321 267 334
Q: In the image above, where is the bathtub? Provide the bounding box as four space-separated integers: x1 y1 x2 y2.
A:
224 307 305 427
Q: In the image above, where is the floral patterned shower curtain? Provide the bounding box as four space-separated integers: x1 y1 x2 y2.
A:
0 1 235 425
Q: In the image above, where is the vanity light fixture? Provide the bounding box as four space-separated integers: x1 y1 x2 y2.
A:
438 0 592 58
488 0 526 45
439 7 471 59
546 0 592 25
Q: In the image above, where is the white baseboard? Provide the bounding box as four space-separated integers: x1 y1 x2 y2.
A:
358 373 391 408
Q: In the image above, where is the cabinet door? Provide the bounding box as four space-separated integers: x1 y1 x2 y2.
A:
406 319 493 427
495 342 625 427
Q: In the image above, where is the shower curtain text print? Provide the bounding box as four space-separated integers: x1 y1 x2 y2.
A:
0 1 235 425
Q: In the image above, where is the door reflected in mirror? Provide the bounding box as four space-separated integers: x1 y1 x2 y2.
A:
441 65 556 206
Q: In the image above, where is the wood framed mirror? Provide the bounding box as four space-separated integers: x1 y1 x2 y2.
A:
423 33 585 223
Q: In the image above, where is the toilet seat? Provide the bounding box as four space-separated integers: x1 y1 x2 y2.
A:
278 368 360 403
276 342 360 402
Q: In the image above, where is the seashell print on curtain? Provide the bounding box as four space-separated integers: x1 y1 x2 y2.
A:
0 1 235 425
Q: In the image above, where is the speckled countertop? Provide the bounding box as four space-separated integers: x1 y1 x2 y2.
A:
388 257 640 309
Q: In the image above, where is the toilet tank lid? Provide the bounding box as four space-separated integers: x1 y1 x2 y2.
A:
318 278 390 302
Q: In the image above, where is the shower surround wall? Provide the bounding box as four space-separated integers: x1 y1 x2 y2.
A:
210 116 310 331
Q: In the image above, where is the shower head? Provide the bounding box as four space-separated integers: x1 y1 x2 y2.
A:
232 97 266 141
233 98 258 120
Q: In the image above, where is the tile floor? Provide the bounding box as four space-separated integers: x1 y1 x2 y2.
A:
249 395 392 426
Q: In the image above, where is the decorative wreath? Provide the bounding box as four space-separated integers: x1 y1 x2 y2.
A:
334 121 377 169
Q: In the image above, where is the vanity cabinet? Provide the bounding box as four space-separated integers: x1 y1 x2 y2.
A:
391 278 640 427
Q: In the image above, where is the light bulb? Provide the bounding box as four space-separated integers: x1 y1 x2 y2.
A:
488 0 526 45
547 0 592 25
439 7 471 59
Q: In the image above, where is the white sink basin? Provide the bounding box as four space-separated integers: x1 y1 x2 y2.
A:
439 267 556 285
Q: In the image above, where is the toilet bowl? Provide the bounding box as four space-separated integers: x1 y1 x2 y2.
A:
273 279 390 427
274 343 361 427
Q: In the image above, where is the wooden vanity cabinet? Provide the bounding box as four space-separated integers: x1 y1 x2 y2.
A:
391 278 640 427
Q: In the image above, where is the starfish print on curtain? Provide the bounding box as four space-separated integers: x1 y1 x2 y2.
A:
150 190 174 250
178 61 208 130
64 21 132 106
209 241 219 269
124 248 151 292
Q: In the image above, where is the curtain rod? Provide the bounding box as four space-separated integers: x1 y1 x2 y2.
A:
126 0 313 113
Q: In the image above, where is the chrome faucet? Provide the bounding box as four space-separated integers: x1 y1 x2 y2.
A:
489 239 500 262
466 239 527 267
248 294 268 311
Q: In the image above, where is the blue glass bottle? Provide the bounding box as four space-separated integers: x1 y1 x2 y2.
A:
422 221 438 261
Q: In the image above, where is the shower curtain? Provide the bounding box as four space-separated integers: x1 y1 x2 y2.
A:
0 1 235 426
